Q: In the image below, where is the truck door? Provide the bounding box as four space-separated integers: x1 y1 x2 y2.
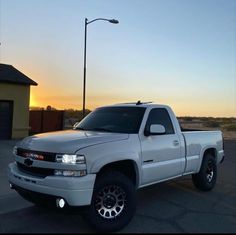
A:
140 108 183 185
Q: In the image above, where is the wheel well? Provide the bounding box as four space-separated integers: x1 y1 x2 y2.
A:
203 148 217 159
97 160 138 187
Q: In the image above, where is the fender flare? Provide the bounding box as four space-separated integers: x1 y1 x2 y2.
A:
197 145 217 172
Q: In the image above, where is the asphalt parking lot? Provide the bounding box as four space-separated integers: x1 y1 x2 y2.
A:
0 139 235 233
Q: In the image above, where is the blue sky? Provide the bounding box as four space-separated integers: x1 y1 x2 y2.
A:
0 0 236 116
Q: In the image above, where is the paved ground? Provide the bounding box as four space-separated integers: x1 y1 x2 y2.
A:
0 139 235 233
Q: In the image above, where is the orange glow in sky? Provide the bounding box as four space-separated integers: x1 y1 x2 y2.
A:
25 63 236 117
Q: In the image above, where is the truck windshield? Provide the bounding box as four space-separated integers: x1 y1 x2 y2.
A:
74 107 146 134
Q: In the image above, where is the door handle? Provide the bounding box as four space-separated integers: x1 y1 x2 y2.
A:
173 140 179 146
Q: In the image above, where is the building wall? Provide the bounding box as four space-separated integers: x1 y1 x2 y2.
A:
0 83 30 138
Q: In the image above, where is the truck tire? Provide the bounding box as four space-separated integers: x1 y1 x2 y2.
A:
84 171 136 232
192 153 217 191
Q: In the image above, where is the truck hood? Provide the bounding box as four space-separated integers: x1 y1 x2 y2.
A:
17 130 129 153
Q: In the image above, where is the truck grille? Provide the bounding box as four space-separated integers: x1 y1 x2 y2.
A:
17 148 56 162
17 162 54 178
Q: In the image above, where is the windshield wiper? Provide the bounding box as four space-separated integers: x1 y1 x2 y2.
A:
75 127 112 132
89 127 112 132
75 127 86 130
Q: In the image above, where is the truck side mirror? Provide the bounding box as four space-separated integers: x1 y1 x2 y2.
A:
145 124 166 136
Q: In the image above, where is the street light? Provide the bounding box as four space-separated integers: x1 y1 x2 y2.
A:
82 18 119 118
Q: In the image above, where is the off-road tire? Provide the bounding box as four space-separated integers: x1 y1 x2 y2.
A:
192 153 217 191
84 171 136 232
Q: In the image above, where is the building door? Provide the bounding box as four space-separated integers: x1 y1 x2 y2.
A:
0 100 13 139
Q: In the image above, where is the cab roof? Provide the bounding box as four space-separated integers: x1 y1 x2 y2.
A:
99 101 170 109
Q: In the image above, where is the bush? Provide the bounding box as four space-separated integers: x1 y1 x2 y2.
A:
204 121 220 128
224 124 236 131
183 117 193 121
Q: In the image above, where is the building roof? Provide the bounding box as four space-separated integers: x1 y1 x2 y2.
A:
0 63 38 86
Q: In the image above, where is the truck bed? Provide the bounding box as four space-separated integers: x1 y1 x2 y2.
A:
181 130 223 173
181 127 206 132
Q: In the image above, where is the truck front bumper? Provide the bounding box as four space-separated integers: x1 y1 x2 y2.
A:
8 162 96 206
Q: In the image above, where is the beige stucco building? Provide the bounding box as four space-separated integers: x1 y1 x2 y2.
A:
0 64 37 139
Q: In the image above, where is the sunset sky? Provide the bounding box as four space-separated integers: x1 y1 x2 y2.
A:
0 0 236 117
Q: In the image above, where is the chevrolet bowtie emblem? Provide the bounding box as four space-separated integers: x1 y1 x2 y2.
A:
24 158 33 167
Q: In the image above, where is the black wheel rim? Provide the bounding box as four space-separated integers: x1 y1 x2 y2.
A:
206 160 214 183
94 185 126 219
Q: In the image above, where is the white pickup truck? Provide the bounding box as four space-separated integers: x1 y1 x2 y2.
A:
8 102 224 232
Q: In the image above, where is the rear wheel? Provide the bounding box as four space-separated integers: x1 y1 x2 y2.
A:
192 153 217 191
84 171 136 232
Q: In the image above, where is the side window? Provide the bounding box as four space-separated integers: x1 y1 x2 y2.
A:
145 108 175 134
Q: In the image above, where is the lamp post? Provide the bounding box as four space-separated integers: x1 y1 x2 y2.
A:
82 18 119 118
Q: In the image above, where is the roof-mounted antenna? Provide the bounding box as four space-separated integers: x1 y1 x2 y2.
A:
136 100 142 105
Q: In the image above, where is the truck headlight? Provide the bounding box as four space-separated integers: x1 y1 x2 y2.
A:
56 154 86 164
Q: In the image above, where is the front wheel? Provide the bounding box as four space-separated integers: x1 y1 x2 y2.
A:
84 171 136 232
192 153 217 191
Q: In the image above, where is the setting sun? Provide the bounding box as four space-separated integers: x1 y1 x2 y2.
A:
29 89 37 107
